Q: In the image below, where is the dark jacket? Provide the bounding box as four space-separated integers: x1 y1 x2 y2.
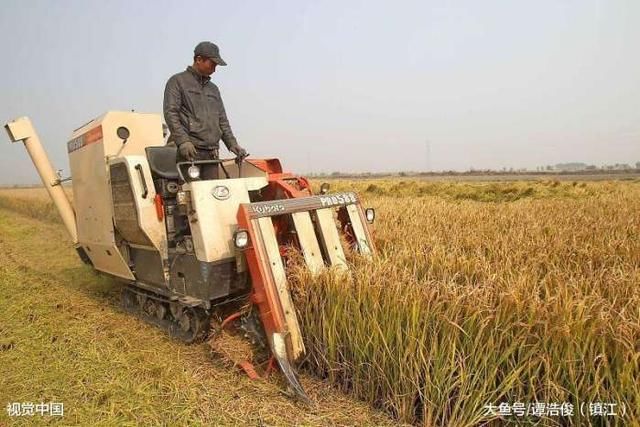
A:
163 66 238 151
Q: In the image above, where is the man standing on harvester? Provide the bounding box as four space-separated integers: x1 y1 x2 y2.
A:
163 41 248 179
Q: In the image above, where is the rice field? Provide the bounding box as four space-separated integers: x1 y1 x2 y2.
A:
1 178 639 425
292 178 640 426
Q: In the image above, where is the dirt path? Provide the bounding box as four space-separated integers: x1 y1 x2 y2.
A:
0 208 393 426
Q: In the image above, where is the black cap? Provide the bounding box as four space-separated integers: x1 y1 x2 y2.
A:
194 41 227 66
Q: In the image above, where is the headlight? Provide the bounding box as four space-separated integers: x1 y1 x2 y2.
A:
234 229 250 249
320 183 330 194
187 165 200 179
365 208 375 223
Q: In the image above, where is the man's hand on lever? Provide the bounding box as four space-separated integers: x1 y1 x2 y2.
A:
230 144 249 161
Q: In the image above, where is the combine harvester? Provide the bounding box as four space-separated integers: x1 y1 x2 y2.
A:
4 111 376 402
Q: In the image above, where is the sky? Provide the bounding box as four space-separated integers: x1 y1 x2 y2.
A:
1 0 639 184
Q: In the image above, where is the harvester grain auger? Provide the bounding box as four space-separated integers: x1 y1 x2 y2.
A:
4 111 376 402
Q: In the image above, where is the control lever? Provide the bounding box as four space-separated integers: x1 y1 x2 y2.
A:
235 153 249 178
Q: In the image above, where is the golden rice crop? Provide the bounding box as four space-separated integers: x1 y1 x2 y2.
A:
292 179 640 425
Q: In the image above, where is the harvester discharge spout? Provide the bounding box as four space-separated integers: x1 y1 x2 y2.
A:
4 116 78 244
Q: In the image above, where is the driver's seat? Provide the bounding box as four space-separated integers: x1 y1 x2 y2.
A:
145 146 179 180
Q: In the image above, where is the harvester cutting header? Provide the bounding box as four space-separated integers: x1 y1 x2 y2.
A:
4 111 376 401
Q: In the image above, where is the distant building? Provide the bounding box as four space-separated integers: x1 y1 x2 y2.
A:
553 162 588 171
613 163 632 170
